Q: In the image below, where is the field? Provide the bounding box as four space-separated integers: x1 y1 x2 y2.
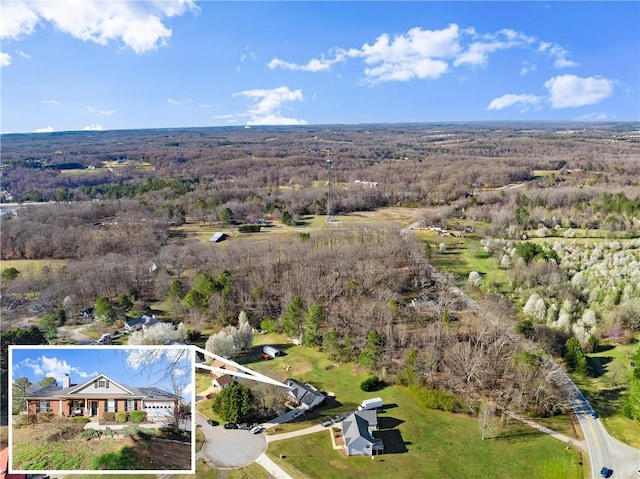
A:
0 259 67 277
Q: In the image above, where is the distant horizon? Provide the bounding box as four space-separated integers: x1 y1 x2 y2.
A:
1 2 638 133
2 119 640 137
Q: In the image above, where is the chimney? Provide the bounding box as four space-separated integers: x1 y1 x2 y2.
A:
63 373 70 388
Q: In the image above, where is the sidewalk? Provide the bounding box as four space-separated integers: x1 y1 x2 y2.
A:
254 452 293 479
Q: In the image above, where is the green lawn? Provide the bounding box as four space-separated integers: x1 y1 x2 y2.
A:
267 399 584 479
0 259 67 277
571 339 640 448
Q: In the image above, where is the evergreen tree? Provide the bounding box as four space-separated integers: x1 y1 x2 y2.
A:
212 383 253 423
280 296 303 338
359 330 383 370
302 304 324 346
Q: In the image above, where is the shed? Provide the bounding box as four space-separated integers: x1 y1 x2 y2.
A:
262 345 282 359
212 374 235 391
209 232 228 243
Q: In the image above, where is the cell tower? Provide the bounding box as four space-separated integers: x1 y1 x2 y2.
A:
326 153 335 222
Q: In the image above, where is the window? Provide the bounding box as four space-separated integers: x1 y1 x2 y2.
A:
126 400 136 411
97 379 109 388
37 400 50 412
107 399 116 412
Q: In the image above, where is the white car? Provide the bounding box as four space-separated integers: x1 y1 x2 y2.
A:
250 425 264 434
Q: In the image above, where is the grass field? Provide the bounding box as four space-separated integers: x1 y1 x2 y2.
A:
266 401 584 479
572 339 640 448
0 259 67 277
416 232 510 291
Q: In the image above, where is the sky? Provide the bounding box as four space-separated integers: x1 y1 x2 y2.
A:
10 345 194 399
1 1 638 133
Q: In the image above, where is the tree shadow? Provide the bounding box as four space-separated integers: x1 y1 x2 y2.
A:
587 356 613 378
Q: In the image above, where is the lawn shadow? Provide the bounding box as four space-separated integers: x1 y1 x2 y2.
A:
373 429 408 454
587 356 613 378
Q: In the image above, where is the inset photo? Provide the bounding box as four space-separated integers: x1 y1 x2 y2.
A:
8 345 195 475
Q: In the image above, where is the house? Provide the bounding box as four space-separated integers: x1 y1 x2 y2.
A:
209 232 227 243
124 313 158 332
23 373 178 421
212 374 235 391
81 307 95 320
262 345 282 359
341 410 384 457
284 378 325 410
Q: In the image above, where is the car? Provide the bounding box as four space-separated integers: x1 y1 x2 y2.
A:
292 409 304 418
600 467 611 478
207 419 219 426
223 423 237 429
250 425 264 434
321 420 333 427
331 415 345 423
238 423 250 430
590 411 599 419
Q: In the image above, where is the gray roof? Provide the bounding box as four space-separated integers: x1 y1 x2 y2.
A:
342 413 374 445
209 232 227 242
284 378 325 409
26 375 175 400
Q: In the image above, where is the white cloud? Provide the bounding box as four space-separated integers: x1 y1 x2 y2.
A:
87 105 115 115
200 103 215 109
575 112 615 121
0 51 11 67
16 50 31 59
487 94 543 111
0 0 198 54
357 25 460 82
268 50 350 73
16 356 98 383
544 74 615 108
454 28 535 67
168 98 193 105
43 99 61 106
538 41 577 68
34 126 54 133
520 61 536 76
235 86 307 125
83 123 104 130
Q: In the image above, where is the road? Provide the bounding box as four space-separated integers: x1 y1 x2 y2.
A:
57 325 96 345
560 375 640 479
405 225 640 478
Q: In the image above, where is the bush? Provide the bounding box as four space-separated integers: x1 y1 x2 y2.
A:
360 375 380 392
239 224 261 233
102 412 115 423
26 413 38 425
36 412 54 422
408 385 466 413
115 412 128 423
260 318 277 333
69 416 90 424
121 425 142 438
103 426 114 438
128 410 146 423
83 428 99 440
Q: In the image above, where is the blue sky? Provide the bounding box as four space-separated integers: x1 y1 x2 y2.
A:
1 1 638 133
10 346 194 398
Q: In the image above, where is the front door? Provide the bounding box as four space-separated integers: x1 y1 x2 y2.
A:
90 400 98 417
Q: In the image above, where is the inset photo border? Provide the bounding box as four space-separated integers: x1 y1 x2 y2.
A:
8 344 195 475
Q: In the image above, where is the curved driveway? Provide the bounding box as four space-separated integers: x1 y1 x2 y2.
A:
196 412 267 468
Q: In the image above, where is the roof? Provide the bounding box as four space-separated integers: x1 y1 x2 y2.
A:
284 378 325 409
342 413 374 450
125 314 157 329
353 408 377 430
213 374 234 387
25 374 174 400
209 232 227 242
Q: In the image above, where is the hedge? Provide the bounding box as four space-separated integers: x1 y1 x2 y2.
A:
69 416 90 424
129 410 146 423
115 412 128 423
102 412 115 423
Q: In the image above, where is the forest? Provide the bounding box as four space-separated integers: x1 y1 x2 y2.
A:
1 122 639 427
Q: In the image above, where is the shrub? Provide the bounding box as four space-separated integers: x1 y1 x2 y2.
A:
115 412 128 423
102 412 115 423
408 385 466 413
238 224 261 233
103 426 114 438
26 414 38 425
260 318 277 333
360 375 380 392
83 428 99 440
69 416 90 424
128 410 146 423
36 412 54 422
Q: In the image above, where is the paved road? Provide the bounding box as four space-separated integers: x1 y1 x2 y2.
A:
195 411 267 468
57 325 96 345
560 375 640 479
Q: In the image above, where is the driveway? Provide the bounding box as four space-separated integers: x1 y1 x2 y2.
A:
196 412 266 468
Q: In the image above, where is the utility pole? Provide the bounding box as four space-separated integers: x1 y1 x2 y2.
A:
326 153 334 222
